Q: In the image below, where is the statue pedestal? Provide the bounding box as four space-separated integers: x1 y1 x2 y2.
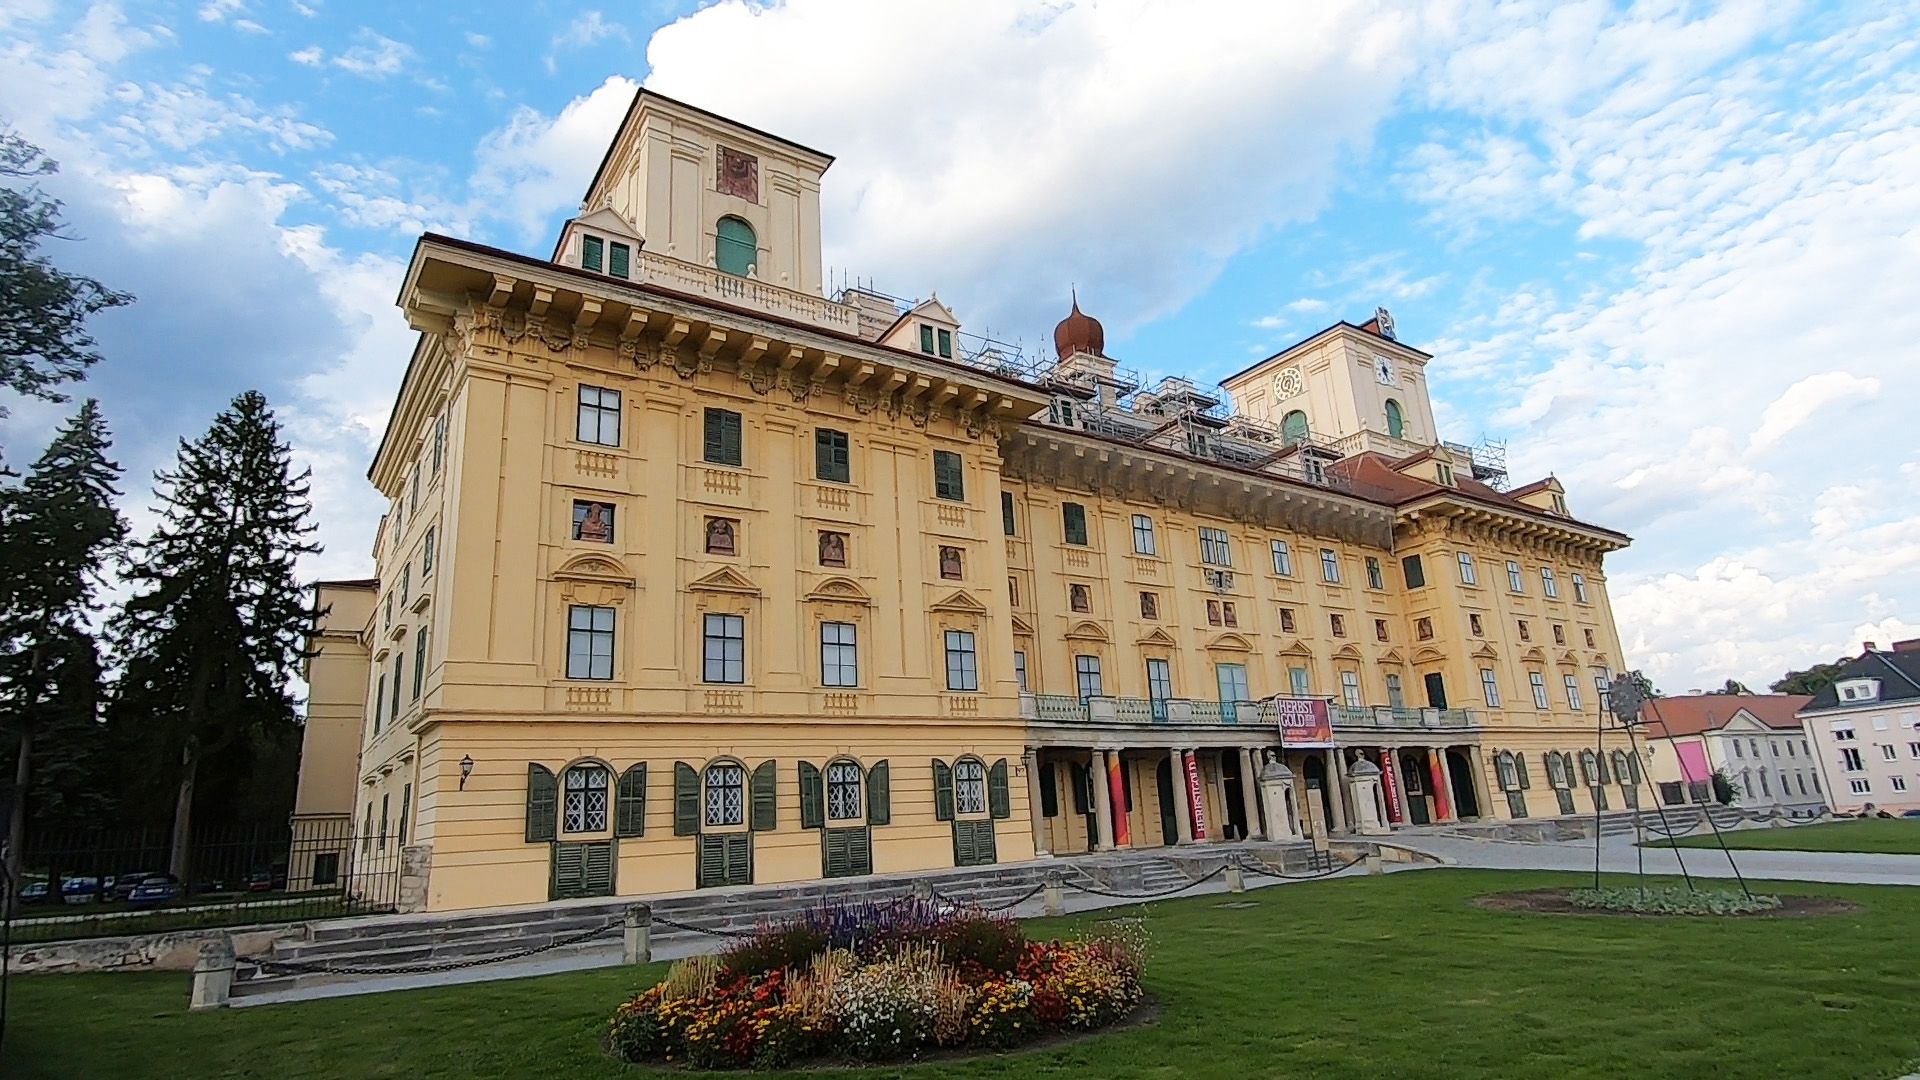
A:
1259 759 1304 842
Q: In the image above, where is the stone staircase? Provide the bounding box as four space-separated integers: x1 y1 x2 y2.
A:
230 842 1323 1000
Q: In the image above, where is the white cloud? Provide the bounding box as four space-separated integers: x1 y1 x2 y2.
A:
232 18 268 34
545 10 627 73
467 75 637 239
197 0 245 23
331 29 412 79
464 31 490 48
288 45 322 66
1748 371 1881 452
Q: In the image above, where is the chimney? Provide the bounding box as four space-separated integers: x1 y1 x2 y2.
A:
1863 641 1878 653
1894 638 1920 653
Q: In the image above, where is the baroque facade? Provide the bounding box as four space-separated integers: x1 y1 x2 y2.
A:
298 91 1654 912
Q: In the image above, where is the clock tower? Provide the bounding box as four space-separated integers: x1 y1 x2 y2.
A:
1219 308 1440 456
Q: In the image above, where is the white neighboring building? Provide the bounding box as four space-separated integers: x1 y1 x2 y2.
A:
1640 694 1822 813
1802 639 1920 815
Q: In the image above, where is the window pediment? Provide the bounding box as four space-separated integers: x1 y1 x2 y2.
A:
1278 638 1314 658
1556 649 1579 666
1470 641 1500 661
1010 614 1036 635
1377 646 1407 665
929 589 988 614
1331 643 1363 660
689 566 762 596
804 576 871 606
1064 620 1110 643
1519 646 1546 663
1411 646 1446 665
1136 627 1178 648
1208 632 1254 653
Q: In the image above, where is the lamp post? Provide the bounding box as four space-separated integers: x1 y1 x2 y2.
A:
459 755 474 791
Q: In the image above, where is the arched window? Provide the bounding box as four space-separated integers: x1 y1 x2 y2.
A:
704 761 746 827
1495 751 1518 790
715 216 756 277
1579 750 1599 786
954 757 987 815
562 763 609 833
826 759 863 821
1546 752 1570 788
1385 398 1405 439
1610 750 1630 782
1281 410 1309 445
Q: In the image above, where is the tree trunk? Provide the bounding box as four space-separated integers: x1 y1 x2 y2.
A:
168 743 197 883
4 728 29 917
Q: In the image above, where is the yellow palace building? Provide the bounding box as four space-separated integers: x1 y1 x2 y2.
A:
294 91 1652 913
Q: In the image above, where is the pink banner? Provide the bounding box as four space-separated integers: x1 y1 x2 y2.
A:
1677 742 1711 783
1183 753 1209 840
1272 697 1333 746
1428 753 1452 821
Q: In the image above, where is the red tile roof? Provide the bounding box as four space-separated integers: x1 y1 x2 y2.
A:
1327 452 1629 541
1642 694 1813 738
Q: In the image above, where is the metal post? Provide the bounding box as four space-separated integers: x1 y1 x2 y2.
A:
1593 696 1605 890
189 933 236 1011
624 904 652 965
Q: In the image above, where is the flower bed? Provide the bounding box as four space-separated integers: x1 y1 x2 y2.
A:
607 899 1148 1070
1567 885 1782 916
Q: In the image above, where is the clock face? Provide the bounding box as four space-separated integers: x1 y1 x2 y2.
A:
1273 367 1304 398
1374 356 1396 386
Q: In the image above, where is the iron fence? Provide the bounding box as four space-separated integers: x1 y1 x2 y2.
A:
3 817 400 944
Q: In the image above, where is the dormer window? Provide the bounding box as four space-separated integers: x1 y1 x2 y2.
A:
1550 493 1567 514
1836 679 1880 703
1435 461 1455 486
579 234 630 279
918 325 953 359
1048 397 1076 427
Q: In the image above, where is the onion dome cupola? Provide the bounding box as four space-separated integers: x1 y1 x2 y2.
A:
1053 291 1106 361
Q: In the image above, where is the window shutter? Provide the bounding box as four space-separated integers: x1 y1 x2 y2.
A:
1627 753 1643 784
974 820 998 865
799 760 825 830
616 764 646 837
726 833 752 884
849 825 872 876
581 235 603 272
1516 753 1531 790
988 758 1011 819
750 759 777 831
551 842 586 899
608 242 630 279
823 828 848 877
703 410 724 462
866 760 891 825
674 762 701 836
932 758 955 821
585 840 615 895
526 763 558 843
950 820 972 866
723 411 742 464
815 432 832 480
1596 754 1611 784
697 834 724 888
1070 762 1090 815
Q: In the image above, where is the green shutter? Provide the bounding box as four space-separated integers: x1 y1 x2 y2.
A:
1039 762 1058 817
866 760 890 825
849 825 872 875
674 762 700 836
703 409 742 466
920 324 935 353
697 834 725 888
1628 753 1643 784
703 410 724 462
585 840 615 895
1516 753 1531 789
726 833 752 885
1596 754 1611 784
799 761 825 830
823 827 868 878
750 760 777 832
723 412 742 464
551 841 585 899
952 820 996 867
974 820 998 865
988 758 1011 819
616 764 646 838
815 431 833 480
581 235 603 272
526 764 558 843
608 242 630 279
950 820 971 866
932 759 955 821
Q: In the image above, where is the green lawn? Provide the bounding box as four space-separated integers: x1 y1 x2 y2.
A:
5 869 1918 1079
1665 818 1920 854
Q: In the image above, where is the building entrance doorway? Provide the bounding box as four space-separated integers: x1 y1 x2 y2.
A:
1423 672 1448 709
1156 758 1178 845
1397 751 1430 825
1220 752 1250 840
1302 754 1331 833
1446 749 1479 819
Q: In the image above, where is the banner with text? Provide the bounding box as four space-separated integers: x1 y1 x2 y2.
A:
1183 753 1209 841
1271 697 1334 746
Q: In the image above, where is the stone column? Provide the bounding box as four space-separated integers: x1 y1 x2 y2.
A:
397 843 432 913
1170 747 1194 844
1238 746 1265 840
1467 746 1494 821
1433 747 1458 823
1024 748 1051 856
1325 750 1349 834
1089 750 1115 852
1378 748 1407 825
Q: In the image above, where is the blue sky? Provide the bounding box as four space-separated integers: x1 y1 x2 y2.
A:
2 0 1916 692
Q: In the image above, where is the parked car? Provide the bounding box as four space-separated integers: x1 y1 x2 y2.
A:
126 874 182 907
61 876 101 904
245 869 275 892
1901 809 1920 818
18 880 51 904
111 871 160 902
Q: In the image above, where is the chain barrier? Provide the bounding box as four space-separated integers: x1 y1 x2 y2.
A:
652 914 754 939
1231 852 1364 881
1068 861 1230 900
927 882 1047 913
242 918 623 978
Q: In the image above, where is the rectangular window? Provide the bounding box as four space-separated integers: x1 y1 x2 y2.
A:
581 234 603 271
1200 527 1232 566
1339 670 1361 707
430 413 445 477
1132 515 1157 555
814 428 851 483
1458 552 1478 585
1572 573 1589 603
919 324 935 354
1583 628 1596 648
1013 650 1028 692
820 621 858 687
1365 557 1384 590
1529 671 1549 710
1063 502 1090 545
412 628 427 699
1279 607 1297 633
1553 624 1566 645
1401 554 1425 588
608 241 629 279
944 630 979 691
1882 743 1898 762
1541 568 1559 598
567 605 615 680
1140 591 1159 620
1001 491 1016 536
390 655 402 722
702 408 743 466
1147 658 1174 712
937 328 953 358
1330 613 1347 638
373 675 385 735
1074 654 1103 700
1849 777 1870 795
1839 747 1862 771
1271 540 1294 577
572 501 615 543
1289 666 1311 697
1893 775 1909 793
1506 561 1524 592
1481 668 1501 707
577 386 621 446
399 566 410 605
702 613 745 684
421 526 436 576
933 450 965 501
1564 673 1583 711
1218 663 1251 704
1320 548 1340 583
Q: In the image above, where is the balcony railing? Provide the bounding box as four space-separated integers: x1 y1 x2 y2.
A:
1021 694 1256 726
635 250 861 334
1330 705 1481 731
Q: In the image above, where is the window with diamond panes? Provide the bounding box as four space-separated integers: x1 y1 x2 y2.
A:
562 764 609 834
954 758 987 815
827 760 863 821
704 762 746 827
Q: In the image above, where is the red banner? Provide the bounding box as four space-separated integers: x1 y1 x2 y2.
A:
1107 756 1131 847
1271 697 1333 746
1378 751 1403 825
1183 753 1209 841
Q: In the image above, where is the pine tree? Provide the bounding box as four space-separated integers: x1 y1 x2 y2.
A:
0 399 124 911
111 391 319 881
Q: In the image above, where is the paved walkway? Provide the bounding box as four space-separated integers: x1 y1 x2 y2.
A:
1383 829 1920 886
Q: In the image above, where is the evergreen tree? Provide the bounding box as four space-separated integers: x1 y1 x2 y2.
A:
1771 660 1848 697
0 400 124 910
0 129 133 415
111 391 318 880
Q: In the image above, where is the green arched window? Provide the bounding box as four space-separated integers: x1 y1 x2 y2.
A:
1281 410 1309 445
1385 398 1405 439
715 216 756 277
